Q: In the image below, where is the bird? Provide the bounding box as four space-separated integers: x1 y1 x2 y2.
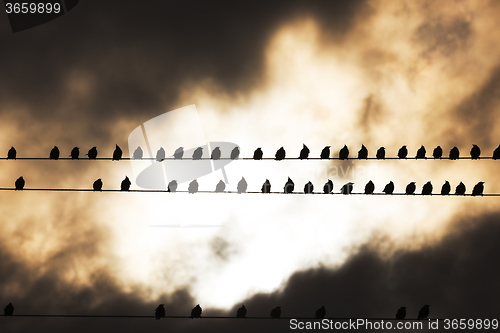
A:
376 147 385 159
323 179 333 194
397 146 408 159
133 146 143 159
422 181 433 195
493 145 500 160
230 147 240 159
188 180 199 193
236 305 247 318
253 148 263 160
455 182 466 195
433 146 443 159
168 180 177 192
364 180 375 194
472 182 485 196
270 306 281 319
383 181 394 194
416 145 426 159
7 146 16 159
417 305 430 320
174 147 184 159
315 306 326 319
275 147 286 160
121 176 131 191
155 304 165 320
299 144 310 159
49 146 60 160
15 176 25 190
192 147 203 160
261 179 271 193
320 146 331 159
339 145 349 160
358 145 368 159
156 147 165 161
470 144 481 159
304 181 314 194
449 146 459 160
405 182 416 195
190 304 202 318
93 179 103 191
395 306 406 320
86 146 98 159
70 147 79 159
211 147 221 160
112 144 122 161
237 177 247 193
441 181 451 195
215 180 225 192
284 177 294 193
340 182 354 194
4 302 14 316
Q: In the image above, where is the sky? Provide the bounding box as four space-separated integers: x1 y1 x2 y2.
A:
1 0 500 332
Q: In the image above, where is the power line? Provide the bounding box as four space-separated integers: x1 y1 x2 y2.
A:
0 157 498 161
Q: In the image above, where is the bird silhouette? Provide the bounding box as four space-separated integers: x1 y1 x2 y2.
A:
455 182 466 195
405 182 416 195
174 147 184 159
398 146 408 159
168 180 178 192
416 145 426 159
215 180 226 192
299 144 310 159
15 176 24 190
364 180 375 194
253 148 263 160
358 145 368 159
395 306 406 320
470 144 481 159
376 147 385 159
192 147 203 160
493 145 500 160
86 147 98 159
7 146 16 159
270 306 281 319
472 182 484 196
121 176 131 191
237 177 247 193
315 306 326 319
441 181 451 195
133 146 143 159
320 146 331 159
383 181 394 194
93 179 103 191
156 147 166 161
190 304 202 318
323 179 333 194
339 145 349 160
417 305 430 320
70 147 79 159
231 147 240 160
4 302 14 316
236 305 247 318
188 180 199 193
304 181 314 194
112 144 122 161
211 147 221 160
275 147 286 160
340 182 354 194
284 177 294 193
261 179 271 193
449 147 459 160
433 146 442 159
49 146 60 160
155 304 165 320
422 181 433 195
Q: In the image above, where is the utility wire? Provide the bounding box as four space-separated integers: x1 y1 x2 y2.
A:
0 157 497 161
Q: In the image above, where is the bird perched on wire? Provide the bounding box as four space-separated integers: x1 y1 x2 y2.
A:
121 176 131 191
339 145 349 160
192 147 203 160
215 180 225 192
49 146 60 160
86 147 98 160
270 306 281 319
383 181 394 194
405 182 416 195
15 176 25 190
472 182 484 196
299 144 310 159
433 146 443 159
422 181 433 195
7 146 16 159
441 181 451 195
304 181 314 194
376 147 385 159
156 147 165 161
395 306 406 320
364 180 375 194
341 182 354 194
112 144 122 161
417 305 430 320
211 147 221 160
449 147 459 160
4 302 14 316
320 146 331 159
284 177 294 193
155 304 165 320
358 145 368 159
231 147 240 160
455 182 466 195
174 147 184 159
275 147 286 161
237 177 247 193
236 305 247 318
323 179 333 194
315 306 326 319
416 145 426 159
70 147 79 159
93 179 103 191
470 144 481 159
188 180 199 194
253 148 263 160
168 180 177 192
398 146 408 159
190 304 202 318
262 179 271 193
493 145 500 160
133 146 143 159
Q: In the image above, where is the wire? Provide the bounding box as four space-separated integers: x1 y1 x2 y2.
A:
0 157 497 161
